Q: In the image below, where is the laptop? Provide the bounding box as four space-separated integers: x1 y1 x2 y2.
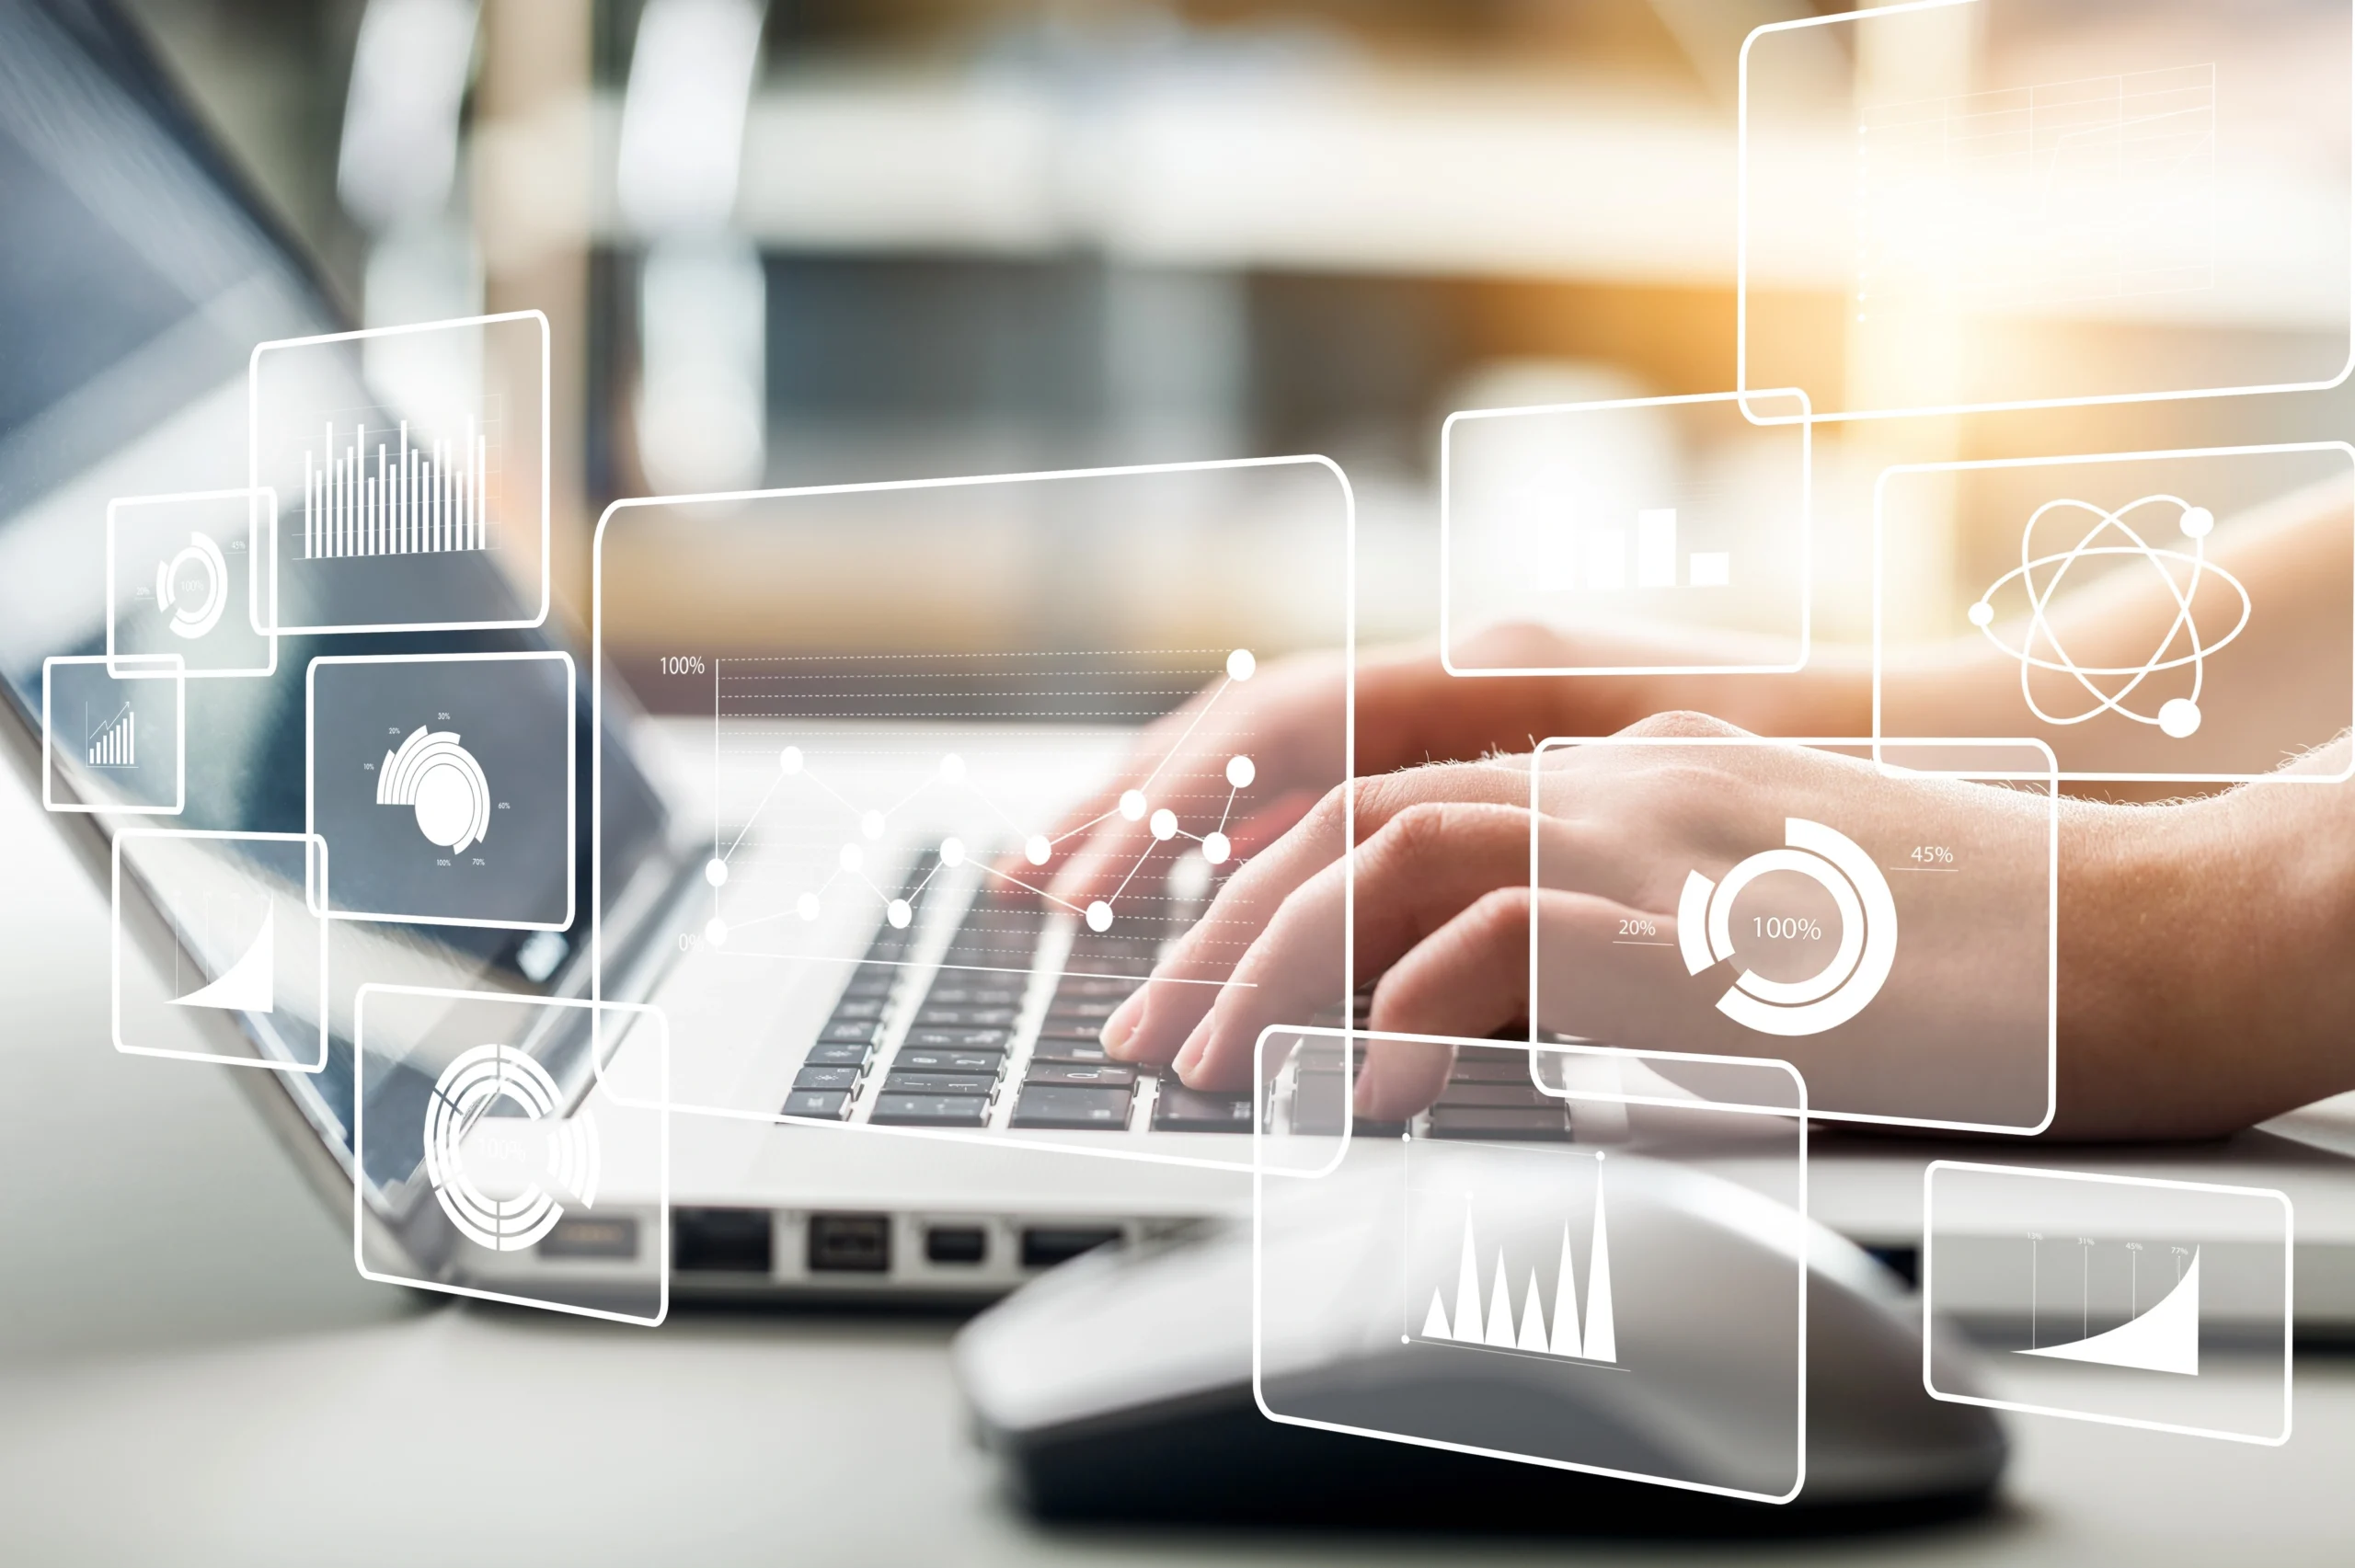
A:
6 0 2354 1329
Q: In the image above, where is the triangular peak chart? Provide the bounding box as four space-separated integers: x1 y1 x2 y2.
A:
1407 1145 1620 1369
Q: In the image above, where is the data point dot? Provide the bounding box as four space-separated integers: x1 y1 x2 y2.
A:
1086 900 1113 933
887 898 913 930
1149 808 1178 841
1225 754 1256 789
704 918 729 946
839 843 865 873
777 746 803 775
796 893 821 921
1119 789 1148 821
1202 831 1232 865
2181 506 2214 539
860 810 886 841
1024 835 1051 866
2159 697 2202 738
939 835 967 867
1227 648 1256 681
704 858 729 887
1967 601 1994 628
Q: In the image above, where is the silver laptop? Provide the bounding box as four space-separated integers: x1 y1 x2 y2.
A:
7 0 2353 1329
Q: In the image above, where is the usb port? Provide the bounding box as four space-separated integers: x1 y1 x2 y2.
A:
925 1225 987 1265
808 1213 892 1273
1019 1225 1122 1269
673 1208 774 1274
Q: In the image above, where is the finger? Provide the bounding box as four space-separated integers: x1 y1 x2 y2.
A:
1104 761 1529 1065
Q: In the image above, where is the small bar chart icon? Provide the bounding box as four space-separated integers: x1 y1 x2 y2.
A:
1539 507 1732 592
304 418 488 559
86 701 136 768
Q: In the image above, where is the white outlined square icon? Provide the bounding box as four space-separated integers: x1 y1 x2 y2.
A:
1924 1162 2292 1445
1442 391 1809 677
112 830 328 1072
251 310 551 635
1876 443 2355 784
42 654 185 815
354 986 668 1326
106 488 277 679
306 650 576 929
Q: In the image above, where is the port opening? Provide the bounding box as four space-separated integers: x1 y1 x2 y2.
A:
809 1213 892 1274
1019 1225 1122 1270
925 1225 987 1265
673 1208 774 1274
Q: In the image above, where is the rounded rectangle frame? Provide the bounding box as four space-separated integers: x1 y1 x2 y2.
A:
105 487 280 680
352 984 671 1327
1439 388 1812 678
1922 1160 2293 1446
41 654 186 815
110 829 329 1071
1529 735 2059 1135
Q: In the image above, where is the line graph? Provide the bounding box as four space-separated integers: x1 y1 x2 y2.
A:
2019 1232 2201 1377
693 647 1263 956
86 701 135 768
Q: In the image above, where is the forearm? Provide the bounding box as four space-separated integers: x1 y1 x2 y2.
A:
2058 741 2355 1137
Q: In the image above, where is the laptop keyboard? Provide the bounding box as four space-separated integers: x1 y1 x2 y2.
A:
780 862 1570 1139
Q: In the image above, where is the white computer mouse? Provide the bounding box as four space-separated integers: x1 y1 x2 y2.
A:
956 1153 2007 1530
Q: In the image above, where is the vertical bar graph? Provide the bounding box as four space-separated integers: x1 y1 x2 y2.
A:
1637 508 1678 588
303 417 491 560
1583 526 1627 590
86 702 135 767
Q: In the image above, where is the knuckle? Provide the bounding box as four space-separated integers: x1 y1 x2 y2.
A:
1618 708 1739 740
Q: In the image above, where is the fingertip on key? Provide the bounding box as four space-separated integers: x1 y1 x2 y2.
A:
1099 990 1146 1059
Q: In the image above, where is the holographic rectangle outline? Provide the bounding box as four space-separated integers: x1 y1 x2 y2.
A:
1922 1160 2293 1445
304 649 577 931
1529 736 2059 1136
1872 442 2355 784
105 487 280 681
1737 0 2355 424
248 309 552 635
110 830 329 1071
40 653 185 815
1249 1024 1809 1505
352 984 670 1328
587 457 1356 1176
1439 389 1812 677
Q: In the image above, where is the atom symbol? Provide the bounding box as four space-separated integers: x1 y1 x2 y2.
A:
1970 495 2250 740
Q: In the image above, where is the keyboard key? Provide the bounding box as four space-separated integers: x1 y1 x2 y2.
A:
839 968 900 998
1024 1061 1137 1088
924 984 1025 1006
893 1047 1005 1075
1449 1058 1539 1084
916 1006 1017 1028
827 998 887 1022
1152 1085 1254 1132
821 1020 885 1046
869 1094 990 1127
804 1042 875 1068
1035 1021 1113 1043
1054 976 1139 1000
883 1071 997 1095
902 1027 1009 1051
792 1064 862 1092
1435 1082 1559 1109
781 1090 851 1120
1028 1038 1114 1066
1426 1105 1572 1140
1046 999 1120 1023
1009 1085 1135 1129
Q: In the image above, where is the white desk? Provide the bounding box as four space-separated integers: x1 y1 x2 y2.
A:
5 770 2352 1565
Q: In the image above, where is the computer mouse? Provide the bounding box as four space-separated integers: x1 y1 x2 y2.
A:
956 1152 2007 1532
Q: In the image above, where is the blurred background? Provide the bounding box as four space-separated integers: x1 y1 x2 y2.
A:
120 0 2355 700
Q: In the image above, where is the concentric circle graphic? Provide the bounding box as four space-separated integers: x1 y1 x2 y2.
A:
421 1042 600 1253
375 725 492 853
1970 495 2250 739
155 531 228 640
1677 818 1898 1036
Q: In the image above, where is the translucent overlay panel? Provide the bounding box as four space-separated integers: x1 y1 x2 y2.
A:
106 489 276 679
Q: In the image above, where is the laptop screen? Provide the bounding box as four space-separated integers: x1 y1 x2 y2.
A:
0 0 672 1171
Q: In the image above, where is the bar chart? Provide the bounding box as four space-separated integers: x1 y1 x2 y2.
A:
1539 506 1729 593
302 418 490 560
86 702 135 768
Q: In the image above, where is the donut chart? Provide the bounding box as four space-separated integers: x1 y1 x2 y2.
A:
421 1042 600 1253
376 725 491 854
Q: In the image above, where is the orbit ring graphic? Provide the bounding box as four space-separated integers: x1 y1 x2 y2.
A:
1969 495 2249 740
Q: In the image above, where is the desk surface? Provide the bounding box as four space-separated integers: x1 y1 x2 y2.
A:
5 769 2354 1566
